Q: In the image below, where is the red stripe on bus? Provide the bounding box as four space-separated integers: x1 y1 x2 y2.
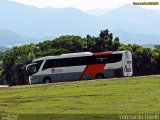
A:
80 64 106 80
93 51 113 56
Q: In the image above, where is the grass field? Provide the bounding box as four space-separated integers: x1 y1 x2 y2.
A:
0 75 160 119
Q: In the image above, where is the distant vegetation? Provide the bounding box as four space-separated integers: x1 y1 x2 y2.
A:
0 29 160 85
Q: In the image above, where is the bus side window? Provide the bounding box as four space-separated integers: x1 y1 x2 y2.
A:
70 57 78 66
96 58 103 64
81 57 89 65
43 60 50 70
43 59 56 70
61 58 68 67
94 54 122 64
63 58 73 66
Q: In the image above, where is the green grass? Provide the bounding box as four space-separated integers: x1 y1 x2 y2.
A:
0 75 160 119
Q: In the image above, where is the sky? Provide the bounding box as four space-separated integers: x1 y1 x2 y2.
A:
11 0 160 10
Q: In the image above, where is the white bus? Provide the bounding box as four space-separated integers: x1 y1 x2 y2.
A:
26 51 133 84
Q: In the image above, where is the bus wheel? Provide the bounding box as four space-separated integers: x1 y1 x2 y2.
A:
95 73 104 79
43 77 52 83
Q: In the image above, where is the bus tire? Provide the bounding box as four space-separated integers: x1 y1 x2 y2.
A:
95 73 104 79
43 77 52 83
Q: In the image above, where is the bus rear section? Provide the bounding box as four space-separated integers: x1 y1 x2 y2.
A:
123 51 133 77
26 51 133 84
80 52 125 79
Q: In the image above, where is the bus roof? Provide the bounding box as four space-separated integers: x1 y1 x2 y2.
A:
34 52 92 62
33 51 128 62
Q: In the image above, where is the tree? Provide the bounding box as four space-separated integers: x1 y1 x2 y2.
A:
50 36 87 53
152 48 160 74
94 29 113 52
2 44 36 85
86 35 96 52
112 37 120 51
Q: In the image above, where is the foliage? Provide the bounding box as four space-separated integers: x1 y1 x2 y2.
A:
94 29 113 52
1 29 160 85
2 44 36 85
0 52 5 76
112 37 120 51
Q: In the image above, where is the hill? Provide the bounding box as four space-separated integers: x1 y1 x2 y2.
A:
86 8 112 16
0 0 160 45
102 4 160 35
0 29 35 46
112 30 160 45
22 7 100 37
0 75 160 119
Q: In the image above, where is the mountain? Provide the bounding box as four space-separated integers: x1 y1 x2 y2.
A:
86 8 112 16
143 44 156 49
22 7 102 37
0 0 60 37
112 30 160 45
101 4 160 35
0 29 35 46
0 0 101 38
0 0 160 45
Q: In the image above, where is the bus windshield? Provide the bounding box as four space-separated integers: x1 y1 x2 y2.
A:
26 60 43 75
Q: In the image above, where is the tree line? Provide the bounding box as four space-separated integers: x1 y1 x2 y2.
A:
0 29 160 85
